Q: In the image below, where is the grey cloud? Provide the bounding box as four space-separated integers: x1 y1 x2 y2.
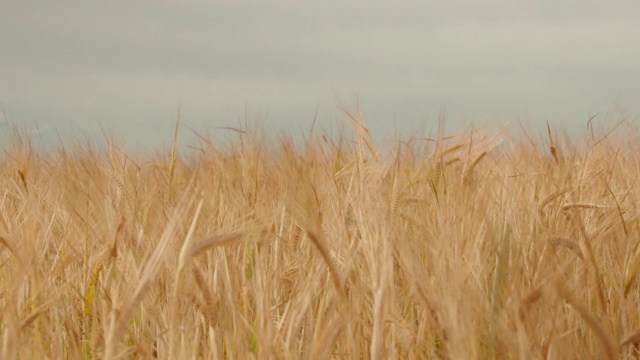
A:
1 1 639 151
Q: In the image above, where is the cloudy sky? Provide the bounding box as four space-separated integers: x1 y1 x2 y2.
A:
1 1 639 152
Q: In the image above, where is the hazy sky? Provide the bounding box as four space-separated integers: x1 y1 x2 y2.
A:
1 1 639 152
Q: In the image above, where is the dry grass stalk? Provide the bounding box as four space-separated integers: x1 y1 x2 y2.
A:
547 120 560 163
518 288 543 321
104 203 180 359
303 227 345 298
538 188 572 212
556 285 617 360
572 212 608 315
488 224 511 359
177 198 204 273
2 116 640 358
620 329 640 347
189 231 245 258
562 203 610 211
462 150 487 183
370 236 391 360
624 252 640 297
191 266 218 326
548 237 584 260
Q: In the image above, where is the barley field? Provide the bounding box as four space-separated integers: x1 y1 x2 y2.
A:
1 114 640 359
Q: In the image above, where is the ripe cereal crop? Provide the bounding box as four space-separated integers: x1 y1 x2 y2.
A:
1 113 640 359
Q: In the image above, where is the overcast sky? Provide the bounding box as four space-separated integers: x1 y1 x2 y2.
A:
1 1 639 152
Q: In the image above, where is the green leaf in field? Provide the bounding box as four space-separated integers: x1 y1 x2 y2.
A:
249 333 257 353
84 262 102 317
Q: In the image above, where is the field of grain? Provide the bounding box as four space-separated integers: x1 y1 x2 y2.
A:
1 114 640 359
